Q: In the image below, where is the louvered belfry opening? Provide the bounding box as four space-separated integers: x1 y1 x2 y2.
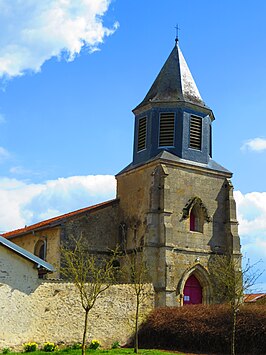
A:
209 124 212 157
159 113 175 147
137 116 147 151
189 115 202 150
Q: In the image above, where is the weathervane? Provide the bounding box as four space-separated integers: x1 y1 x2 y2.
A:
175 24 180 43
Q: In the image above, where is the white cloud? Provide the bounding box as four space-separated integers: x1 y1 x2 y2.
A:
234 191 266 237
0 178 44 232
0 0 118 78
234 190 266 289
0 175 116 232
241 137 266 152
0 146 10 162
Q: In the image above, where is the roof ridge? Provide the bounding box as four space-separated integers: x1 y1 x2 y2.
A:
2 198 119 238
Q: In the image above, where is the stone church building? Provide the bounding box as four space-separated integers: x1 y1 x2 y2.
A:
3 39 241 307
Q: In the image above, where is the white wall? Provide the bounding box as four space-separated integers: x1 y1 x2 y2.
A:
0 278 154 349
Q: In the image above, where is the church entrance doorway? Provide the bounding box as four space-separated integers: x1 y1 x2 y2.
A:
183 274 202 305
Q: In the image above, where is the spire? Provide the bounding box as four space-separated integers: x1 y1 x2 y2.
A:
130 40 216 169
135 42 206 111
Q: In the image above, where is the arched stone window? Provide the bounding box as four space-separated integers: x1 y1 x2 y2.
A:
181 196 211 233
190 204 204 233
34 239 46 260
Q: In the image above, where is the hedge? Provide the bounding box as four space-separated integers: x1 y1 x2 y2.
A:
136 304 266 354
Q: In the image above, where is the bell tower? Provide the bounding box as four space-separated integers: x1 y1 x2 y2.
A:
116 39 241 307
132 39 214 166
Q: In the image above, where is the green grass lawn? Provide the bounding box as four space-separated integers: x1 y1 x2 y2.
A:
89 350 183 354
88 350 184 354
6 349 184 355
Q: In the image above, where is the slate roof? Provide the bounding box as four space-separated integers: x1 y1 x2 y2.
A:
0 235 55 272
117 150 232 177
135 40 208 111
3 199 119 239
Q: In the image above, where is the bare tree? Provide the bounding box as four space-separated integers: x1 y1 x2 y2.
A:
61 237 118 355
209 254 263 355
123 247 150 354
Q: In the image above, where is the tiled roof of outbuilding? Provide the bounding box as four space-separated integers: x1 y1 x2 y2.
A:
2 199 119 239
244 293 266 303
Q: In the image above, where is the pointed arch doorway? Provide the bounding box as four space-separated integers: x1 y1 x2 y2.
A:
177 264 213 306
183 274 202 305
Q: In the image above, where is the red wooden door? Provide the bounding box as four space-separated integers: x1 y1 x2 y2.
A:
183 275 202 305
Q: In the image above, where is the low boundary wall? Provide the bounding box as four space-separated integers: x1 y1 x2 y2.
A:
0 281 154 349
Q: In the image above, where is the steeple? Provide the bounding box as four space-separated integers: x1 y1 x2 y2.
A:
135 41 207 111
126 40 230 174
116 39 239 309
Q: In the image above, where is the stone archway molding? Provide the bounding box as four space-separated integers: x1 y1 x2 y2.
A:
181 196 211 222
177 263 213 306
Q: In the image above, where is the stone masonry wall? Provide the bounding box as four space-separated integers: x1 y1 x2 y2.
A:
62 202 120 251
116 160 240 307
0 281 154 350
8 227 61 279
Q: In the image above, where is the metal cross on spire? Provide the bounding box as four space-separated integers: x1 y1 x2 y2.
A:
175 24 180 43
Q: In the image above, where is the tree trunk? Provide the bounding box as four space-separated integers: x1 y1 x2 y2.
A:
134 295 140 354
82 308 89 355
231 308 237 355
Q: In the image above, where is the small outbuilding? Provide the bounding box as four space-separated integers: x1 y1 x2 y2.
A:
0 235 55 293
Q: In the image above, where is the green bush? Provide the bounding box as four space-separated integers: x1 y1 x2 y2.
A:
61 343 82 352
88 340 100 350
43 342 58 352
111 341 121 349
23 343 38 353
2 348 10 354
70 343 82 350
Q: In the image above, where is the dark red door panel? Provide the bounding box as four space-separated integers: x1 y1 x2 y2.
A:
184 275 202 305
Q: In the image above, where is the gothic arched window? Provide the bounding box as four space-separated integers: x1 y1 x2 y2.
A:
182 196 211 233
190 204 204 233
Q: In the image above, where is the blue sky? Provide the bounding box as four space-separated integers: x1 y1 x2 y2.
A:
0 0 265 289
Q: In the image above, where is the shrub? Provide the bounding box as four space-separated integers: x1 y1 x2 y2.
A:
111 341 121 349
43 342 58 352
2 348 10 354
61 343 82 353
137 304 266 354
70 343 82 350
23 343 38 353
88 340 100 350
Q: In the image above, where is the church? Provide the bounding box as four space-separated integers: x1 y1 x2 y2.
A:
3 38 241 307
